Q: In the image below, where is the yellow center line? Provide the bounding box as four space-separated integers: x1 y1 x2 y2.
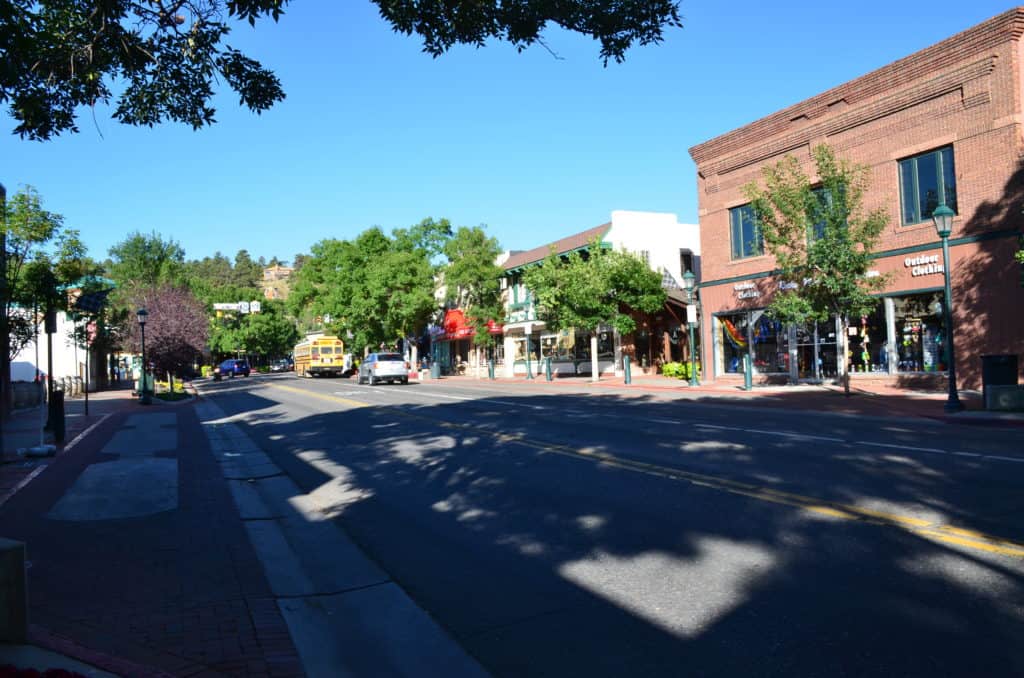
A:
269 382 368 409
262 381 1024 558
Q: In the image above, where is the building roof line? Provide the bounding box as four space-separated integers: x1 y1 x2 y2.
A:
502 223 611 271
689 7 1024 165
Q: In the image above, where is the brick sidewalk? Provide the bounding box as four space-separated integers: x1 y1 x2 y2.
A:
0 392 303 677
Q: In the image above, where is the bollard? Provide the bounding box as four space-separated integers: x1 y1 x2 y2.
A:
743 354 753 391
0 538 28 643
624 355 632 385
49 389 66 442
488 358 495 380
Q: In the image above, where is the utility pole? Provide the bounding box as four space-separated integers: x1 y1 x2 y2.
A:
1 182 8 458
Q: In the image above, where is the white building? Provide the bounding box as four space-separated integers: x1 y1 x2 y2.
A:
499 210 701 378
10 309 97 392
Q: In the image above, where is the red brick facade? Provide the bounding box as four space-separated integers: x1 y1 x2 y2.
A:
688 8 1024 390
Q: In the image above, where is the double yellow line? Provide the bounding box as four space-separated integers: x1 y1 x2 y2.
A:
267 382 1024 558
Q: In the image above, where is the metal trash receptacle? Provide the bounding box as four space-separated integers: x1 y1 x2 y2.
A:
980 354 1019 409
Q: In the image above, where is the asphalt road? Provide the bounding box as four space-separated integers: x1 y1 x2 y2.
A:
200 373 1024 677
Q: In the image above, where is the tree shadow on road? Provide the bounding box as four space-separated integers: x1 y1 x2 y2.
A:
216 384 1024 677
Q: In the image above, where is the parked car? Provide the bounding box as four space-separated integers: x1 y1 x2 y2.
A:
270 359 292 372
215 359 250 379
357 353 409 385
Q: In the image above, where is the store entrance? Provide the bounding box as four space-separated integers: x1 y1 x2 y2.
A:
796 319 838 381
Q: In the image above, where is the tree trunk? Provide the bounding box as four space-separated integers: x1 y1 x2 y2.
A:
590 334 599 383
475 345 482 379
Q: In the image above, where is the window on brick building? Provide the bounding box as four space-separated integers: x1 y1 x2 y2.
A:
899 146 957 226
729 204 763 259
809 185 846 242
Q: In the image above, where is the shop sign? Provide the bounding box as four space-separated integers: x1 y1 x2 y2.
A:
778 281 799 290
733 282 760 299
904 254 944 277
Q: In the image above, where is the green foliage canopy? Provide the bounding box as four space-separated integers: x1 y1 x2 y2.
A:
742 144 889 326
523 242 665 337
106 231 187 294
442 226 504 347
2 1 681 139
288 219 450 354
1 186 94 360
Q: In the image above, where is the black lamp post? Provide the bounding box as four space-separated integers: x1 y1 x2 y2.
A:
137 308 151 405
931 204 963 413
683 270 700 387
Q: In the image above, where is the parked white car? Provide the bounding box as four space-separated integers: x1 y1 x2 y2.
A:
357 353 409 385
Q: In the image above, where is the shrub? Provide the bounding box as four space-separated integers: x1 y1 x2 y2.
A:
661 361 685 379
201 365 214 378
661 361 701 380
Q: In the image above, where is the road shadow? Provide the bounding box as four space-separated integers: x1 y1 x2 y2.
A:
208 382 1024 677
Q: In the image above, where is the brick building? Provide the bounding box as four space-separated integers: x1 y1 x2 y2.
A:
688 8 1024 390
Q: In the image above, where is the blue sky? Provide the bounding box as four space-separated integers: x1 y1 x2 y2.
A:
1 0 1016 265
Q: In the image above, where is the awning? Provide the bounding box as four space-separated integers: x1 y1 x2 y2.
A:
438 310 504 340
442 309 475 340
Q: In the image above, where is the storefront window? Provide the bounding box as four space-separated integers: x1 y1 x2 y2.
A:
718 311 788 375
513 337 527 362
795 318 838 379
597 326 615 359
893 292 945 372
751 312 788 373
636 329 654 368
719 313 749 374
541 334 558 358
846 301 886 373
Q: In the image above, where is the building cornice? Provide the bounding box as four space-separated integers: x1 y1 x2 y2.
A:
689 8 1024 170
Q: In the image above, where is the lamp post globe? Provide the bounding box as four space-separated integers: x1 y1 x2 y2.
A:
931 204 963 413
137 308 151 405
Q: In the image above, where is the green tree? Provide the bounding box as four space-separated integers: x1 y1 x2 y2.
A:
289 219 450 355
236 303 299 361
1 186 92 361
233 249 262 289
106 231 187 294
443 225 505 366
2 1 681 140
209 299 297 364
523 242 665 381
743 144 889 395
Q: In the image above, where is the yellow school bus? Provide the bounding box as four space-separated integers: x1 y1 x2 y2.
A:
293 335 353 378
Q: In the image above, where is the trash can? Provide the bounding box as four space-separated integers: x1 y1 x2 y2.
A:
981 354 1019 409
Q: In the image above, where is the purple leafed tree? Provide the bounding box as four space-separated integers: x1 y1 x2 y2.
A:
128 285 209 379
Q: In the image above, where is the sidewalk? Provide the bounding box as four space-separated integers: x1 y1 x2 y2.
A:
429 371 1024 425
1 387 305 677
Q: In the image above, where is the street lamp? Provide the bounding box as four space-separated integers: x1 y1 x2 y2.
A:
137 308 151 405
932 204 963 413
682 270 700 387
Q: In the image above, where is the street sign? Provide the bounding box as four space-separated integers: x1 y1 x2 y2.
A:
239 301 251 314
213 302 239 311
250 300 261 313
